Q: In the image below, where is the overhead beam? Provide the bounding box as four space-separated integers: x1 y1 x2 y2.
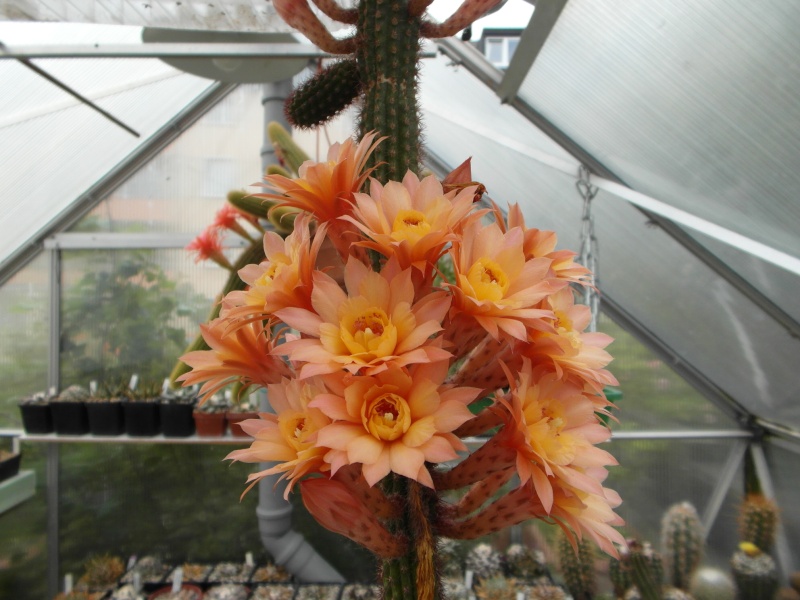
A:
0 42 330 60
497 0 568 103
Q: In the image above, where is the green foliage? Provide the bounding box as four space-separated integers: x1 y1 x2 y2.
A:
660 502 704 590
60 250 193 386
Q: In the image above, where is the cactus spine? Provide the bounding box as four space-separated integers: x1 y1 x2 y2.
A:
739 494 780 554
731 545 779 600
558 533 596 600
661 502 704 590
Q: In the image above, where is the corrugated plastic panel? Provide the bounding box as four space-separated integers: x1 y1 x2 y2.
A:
514 0 800 262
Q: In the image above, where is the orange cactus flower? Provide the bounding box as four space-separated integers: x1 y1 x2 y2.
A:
497 203 591 285
449 220 566 341
255 131 383 224
225 376 333 497
496 359 618 515
178 317 291 402
275 257 452 378
343 171 479 273
213 204 255 241
186 226 233 270
525 287 618 395
310 361 479 488
222 214 325 319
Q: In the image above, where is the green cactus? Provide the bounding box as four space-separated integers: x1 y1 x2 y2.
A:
267 120 311 174
558 533 596 600
661 501 704 590
474 576 516 600
227 188 274 220
286 59 362 129
610 550 634 598
527 584 569 600
504 543 547 580
689 566 735 600
57 384 90 402
355 0 422 182
628 541 664 600
731 546 779 600
739 494 780 554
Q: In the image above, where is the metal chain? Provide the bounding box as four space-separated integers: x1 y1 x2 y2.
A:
576 165 600 332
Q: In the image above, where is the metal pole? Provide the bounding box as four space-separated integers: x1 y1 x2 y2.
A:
46 246 62 598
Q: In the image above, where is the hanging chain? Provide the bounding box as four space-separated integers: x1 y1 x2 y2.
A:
576 165 600 332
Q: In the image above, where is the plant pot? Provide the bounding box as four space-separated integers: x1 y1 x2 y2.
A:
51 401 89 435
226 412 259 438
147 584 203 600
160 401 196 438
193 411 227 437
123 401 161 437
86 401 125 436
0 452 21 483
18 402 53 434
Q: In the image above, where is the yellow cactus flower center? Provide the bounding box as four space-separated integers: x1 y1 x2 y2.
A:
467 257 510 302
523 395 576 465
392 209 432 243
554 310 581 349
279 411 310 452
255 253 291 286
340 305 398 359
363 392 411 441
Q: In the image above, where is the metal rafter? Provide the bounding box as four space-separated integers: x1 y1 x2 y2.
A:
0 80 237 287
436 37 800 340
496 0 568 103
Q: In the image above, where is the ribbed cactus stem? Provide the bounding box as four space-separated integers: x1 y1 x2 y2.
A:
266 121 311 174
628 542 664 600
661 501 704 590
558 534 596 600
739 494 779 554
286 59 362 129
731 548 779 600
357 0 422 182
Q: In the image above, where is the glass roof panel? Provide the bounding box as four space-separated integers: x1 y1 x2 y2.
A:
0 24 214 271
515 0 800 260
421 54 800 429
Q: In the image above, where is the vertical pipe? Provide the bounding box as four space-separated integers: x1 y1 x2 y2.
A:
255 79 343 583
46 246 61 598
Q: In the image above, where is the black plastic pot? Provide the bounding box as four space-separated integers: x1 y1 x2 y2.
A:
0 453 21 483
123 401 160 437
18 402 53 434
51 401 89 435
160 400 196 437
86 401 125 436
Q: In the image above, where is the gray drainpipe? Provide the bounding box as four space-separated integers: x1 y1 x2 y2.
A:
256 79 344 583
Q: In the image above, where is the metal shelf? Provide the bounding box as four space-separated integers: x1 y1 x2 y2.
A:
18 432 250 445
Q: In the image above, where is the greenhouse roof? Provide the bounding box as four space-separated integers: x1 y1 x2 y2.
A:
0 0 799 440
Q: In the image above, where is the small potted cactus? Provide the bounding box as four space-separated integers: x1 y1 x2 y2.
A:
18 391 54 434
85 382 125 436
193 395 229 437
160 386 197 438
51 385 90 435
76 553 126 596
122 381 162 437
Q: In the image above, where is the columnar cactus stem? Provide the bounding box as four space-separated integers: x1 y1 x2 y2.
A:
661 501 704 590
357 0 422 182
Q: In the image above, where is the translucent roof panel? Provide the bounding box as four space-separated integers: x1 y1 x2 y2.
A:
0 23 215 272
515 0 800 263
420 52 800 429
